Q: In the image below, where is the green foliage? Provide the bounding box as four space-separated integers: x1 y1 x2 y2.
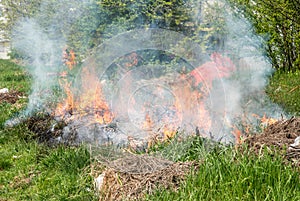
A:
266 70 300 116
0 59 31 128
1 0 230 58
228 0 300 71
0 0 42 39
0 134 96 200
97 0 191 32
94 0 228 53
151 134 222 162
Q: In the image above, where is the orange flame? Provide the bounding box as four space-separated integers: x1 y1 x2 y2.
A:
66 50 76 70
143 113 153 131
231 126 242 144
142 53 234 144
252 113 278 127
78 66 114 124
172 73 211 136
189 53 236 90
55 79 74 116
56 51 113 124
56 51 242 146
260 114 278 126
163 124 177 140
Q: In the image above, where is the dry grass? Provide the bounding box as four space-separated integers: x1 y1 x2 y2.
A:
95 154 198 201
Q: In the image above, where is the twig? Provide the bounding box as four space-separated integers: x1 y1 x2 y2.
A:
289 85 300 93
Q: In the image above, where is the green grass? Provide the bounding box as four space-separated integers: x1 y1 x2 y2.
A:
266 70 300 116
0 133 96 200
0 59 97 200
0 59 31 93
1 139 96 200
1 59 300 200
147 146 300 200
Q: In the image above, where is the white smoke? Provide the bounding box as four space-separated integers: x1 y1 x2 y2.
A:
10 0 98 114
7 0 285 144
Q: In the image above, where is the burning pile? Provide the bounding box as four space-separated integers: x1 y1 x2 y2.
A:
56 49 114 125
10 25 285 150
7 44 300 201
55 66 114 125
19 47 296 156
245 117 299 152
41 50 238 147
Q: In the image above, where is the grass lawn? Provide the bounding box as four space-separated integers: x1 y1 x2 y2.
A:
147 141 300 200
0 59 97 200
0 59 299 200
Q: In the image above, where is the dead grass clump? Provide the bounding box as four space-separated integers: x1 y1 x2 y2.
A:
0 90 25 104
23 113 66 143
245 117 300 151
96 154 198 201
244 117 300 166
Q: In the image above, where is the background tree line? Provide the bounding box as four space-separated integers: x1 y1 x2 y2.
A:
228 0 300 72
0 0 226 60
1 0 299 72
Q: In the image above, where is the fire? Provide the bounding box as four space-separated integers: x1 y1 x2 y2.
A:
79 66 114 124
252 113 278 127
56 50 243 146
231 126 242 144
143 113 153 131
189 52 236 90
163 124 177 140
138 52 235 143
56 50 114 124
260 114 278 126
55 79 74 115
230 113 279 145
63 48 76 70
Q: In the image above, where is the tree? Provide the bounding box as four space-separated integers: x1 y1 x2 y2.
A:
2 0 228 60
0 0 41 38
228 0 300 71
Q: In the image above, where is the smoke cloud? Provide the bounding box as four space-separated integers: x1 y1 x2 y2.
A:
8 0 284 144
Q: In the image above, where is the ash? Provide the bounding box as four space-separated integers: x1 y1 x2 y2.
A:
54 115 136 147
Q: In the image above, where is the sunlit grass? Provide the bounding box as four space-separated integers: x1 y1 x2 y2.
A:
266 70 300 116
0 59 31 93
147 146 300 201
